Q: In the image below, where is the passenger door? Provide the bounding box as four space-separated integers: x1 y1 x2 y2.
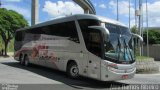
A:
87 30 103 80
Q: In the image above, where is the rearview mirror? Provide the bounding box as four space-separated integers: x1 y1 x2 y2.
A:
88 26 110 41
132 33 143 45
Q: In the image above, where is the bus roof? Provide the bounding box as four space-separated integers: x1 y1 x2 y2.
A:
75 14 127 27
17 14 127 31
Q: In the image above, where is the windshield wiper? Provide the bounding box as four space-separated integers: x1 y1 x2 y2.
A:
117 37 121 61
124 39 133 61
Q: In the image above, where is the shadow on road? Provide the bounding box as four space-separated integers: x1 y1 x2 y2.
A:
2 61 129 89
0 55 10 58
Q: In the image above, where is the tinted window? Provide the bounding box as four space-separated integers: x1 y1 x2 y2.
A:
120 26 131 36
49 21 79 43
105 23 131 35
23 21 79 43
78 19 101 46
15 30 25 41
78 19 102 57
78 19 100 29
105 23 121 34
25 28 41 41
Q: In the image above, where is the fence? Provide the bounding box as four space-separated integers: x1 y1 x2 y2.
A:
143 45 160 60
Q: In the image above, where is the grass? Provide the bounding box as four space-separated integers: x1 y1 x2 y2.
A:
0 52 14 59
136 56 154 61
0 55 10 59
0 38 14 52
137 56 152 59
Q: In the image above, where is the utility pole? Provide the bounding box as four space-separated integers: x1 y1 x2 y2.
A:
31 0 39 26
0 0 2 8
117 0 119 21
135 0 137 32
146 0 149 57
129 0 131 29
138 0 143 56
141 0 144 56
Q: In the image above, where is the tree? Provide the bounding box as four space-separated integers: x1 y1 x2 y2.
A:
131 25 138 34
0 8 28 56
131 26 160 45
143 29 160 44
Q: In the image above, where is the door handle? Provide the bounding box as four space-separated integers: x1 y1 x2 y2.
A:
89 60 92 63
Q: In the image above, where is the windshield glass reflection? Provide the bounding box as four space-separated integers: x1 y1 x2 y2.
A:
105 23 135 64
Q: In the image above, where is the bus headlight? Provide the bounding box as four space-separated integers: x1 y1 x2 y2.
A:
108 63 118 69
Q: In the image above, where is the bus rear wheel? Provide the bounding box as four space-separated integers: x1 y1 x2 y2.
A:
19 55 24 65
67 62 79 79
24 55 29 66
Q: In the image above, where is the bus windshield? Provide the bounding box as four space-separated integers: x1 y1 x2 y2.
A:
104 23 135 64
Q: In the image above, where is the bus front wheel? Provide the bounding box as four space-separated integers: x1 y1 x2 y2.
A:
67 62 79 79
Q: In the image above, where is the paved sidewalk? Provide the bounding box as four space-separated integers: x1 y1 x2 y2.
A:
136 58 159 73
155 61 160 71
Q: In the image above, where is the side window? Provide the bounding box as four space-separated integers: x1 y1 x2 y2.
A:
87 29 102 57
49 23 66 37
42 26 51 35
15 31 25 41
78 19 101 45
49 21 79 43
25 28 41 41
15 31 20 41
18 21 80 43
78 19 102 57
65 21 79 43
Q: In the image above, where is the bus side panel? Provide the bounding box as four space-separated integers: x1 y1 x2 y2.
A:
14 19 90 78
41 36 85 72
74 20 89 77
14 41 22 61
14 31 25 61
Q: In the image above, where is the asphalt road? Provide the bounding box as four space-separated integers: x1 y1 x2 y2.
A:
0 57 160 90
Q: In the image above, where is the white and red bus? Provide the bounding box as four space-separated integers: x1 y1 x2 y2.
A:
14 14 143 81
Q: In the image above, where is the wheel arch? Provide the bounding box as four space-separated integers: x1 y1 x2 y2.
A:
19 53 23 61
66 60 77 71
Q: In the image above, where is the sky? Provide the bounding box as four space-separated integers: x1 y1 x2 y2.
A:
1 0 160 28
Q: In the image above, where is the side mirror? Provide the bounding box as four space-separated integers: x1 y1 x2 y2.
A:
88 26 110 41
132 33 143 45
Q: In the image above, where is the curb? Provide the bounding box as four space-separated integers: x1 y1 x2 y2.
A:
136 58 159 74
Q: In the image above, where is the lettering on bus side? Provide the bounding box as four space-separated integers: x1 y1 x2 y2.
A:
39 55 65 62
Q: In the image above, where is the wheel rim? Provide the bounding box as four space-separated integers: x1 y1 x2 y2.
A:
20 56 23 64
70 65 79 77
24 56 29 66
25 59 28 66
20 59 24 65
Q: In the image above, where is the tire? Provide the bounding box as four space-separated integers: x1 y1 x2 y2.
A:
24 55 29 66
19 54 24 65
67 62 79 79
